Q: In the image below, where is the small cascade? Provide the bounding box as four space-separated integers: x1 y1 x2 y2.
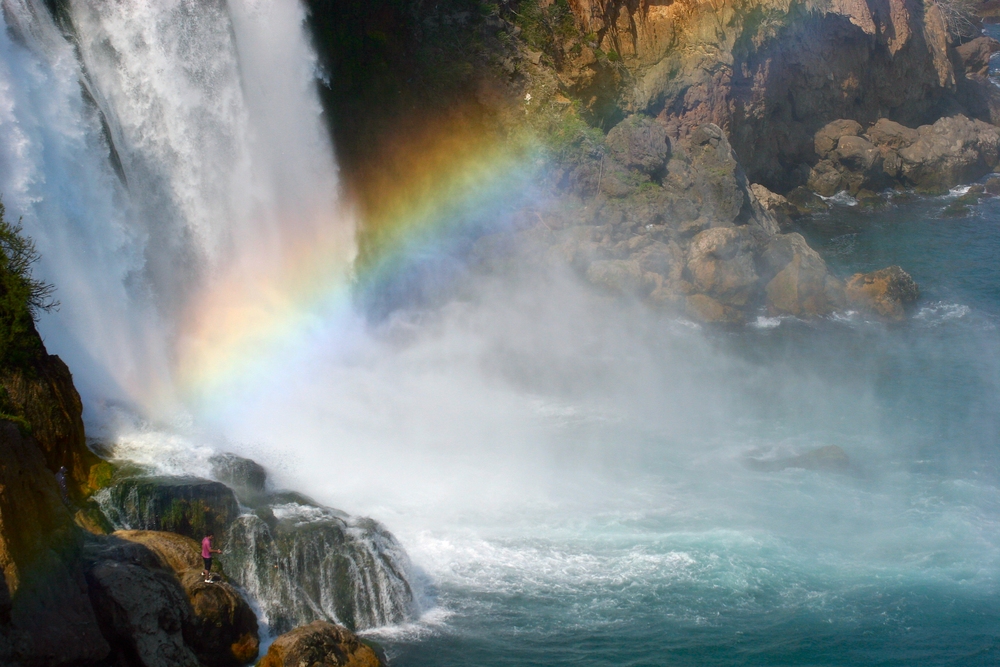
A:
91 449 420 633
225 503 418 633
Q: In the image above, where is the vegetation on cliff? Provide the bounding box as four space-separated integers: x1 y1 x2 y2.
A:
0 201 56 369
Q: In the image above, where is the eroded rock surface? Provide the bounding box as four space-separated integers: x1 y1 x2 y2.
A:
258 620 383 667
845 265 920 320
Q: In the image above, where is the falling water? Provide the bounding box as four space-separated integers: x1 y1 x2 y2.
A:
0 0 418 634
0 0 353 413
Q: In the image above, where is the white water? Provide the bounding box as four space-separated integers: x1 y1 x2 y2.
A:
0 0 352 414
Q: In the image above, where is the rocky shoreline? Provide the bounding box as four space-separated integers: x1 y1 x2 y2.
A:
0 329 402 666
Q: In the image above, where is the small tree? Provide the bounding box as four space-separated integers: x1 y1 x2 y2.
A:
0 200 57 366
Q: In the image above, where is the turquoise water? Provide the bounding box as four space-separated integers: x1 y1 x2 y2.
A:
370 192 1000 666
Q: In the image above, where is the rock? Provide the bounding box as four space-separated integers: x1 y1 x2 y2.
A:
96 475 241 541
685 294 743 324
761 233 843 316
684 124 752 226
746 445 851 473
898 115 1000 190
209 453 267 503
103 531 260 667
814 120 863 158
835 135 879 172
686 227 759 307
585 259 645 294
865 118 919 150
605 115 670 175
178 570 259 667
749 183 796 228
258 620 383 667
115 530 202 574
84 536 201 667
845 265 920 320
0 348 102 503
807 159 843 196
956 37 1000 77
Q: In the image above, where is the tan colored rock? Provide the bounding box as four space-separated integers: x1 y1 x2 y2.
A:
749 184 796 226
845 265 919 320
956 37 1000 77
865 118 919 149
899 115 1000 190
685 294 743 324
761 234 843 316
115 530 202 575
585 259 645 294
814 120 863 158
835 135 879 172
686 226 759 307
807 160 843 196
258 620 382 667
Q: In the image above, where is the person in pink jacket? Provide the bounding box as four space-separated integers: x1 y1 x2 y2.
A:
201 532 222 583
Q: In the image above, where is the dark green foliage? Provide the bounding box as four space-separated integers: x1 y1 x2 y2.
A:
513 0 577 54
0 201 56 368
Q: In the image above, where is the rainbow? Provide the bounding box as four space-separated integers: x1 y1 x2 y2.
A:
172 115 543 412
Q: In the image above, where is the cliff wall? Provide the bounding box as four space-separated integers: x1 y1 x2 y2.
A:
552 0 970 187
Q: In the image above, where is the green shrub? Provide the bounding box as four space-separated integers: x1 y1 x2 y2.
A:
0 200 57 366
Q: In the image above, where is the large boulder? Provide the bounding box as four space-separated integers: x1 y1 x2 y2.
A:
258 621 383 667
115 530 260 667
685 124 751 226
761 234 844 316
84 537 201 667
96 475 241 541
814 119 863 158
178 570 259 667
845 265 920 320
898 115 1000 190
956 37 1000 78
686 226 759 307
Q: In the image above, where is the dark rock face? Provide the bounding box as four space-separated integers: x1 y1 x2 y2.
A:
85 531 261 667
96 476 241 542
605 115 670 175
84 537 200 667
0 420 110 666
258 620 383 667
0 350 101 503
845 265 921 320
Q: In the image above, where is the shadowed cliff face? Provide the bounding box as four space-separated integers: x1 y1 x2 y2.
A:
0 330 100 503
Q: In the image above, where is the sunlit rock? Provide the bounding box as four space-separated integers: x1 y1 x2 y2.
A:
258 620 383 667
845 265 920 320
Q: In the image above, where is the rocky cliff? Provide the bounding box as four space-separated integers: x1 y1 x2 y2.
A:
558 0 972 188
305 0 991 322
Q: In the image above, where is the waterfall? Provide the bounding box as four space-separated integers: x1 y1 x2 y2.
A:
0 0 416 633
0 0 354 413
